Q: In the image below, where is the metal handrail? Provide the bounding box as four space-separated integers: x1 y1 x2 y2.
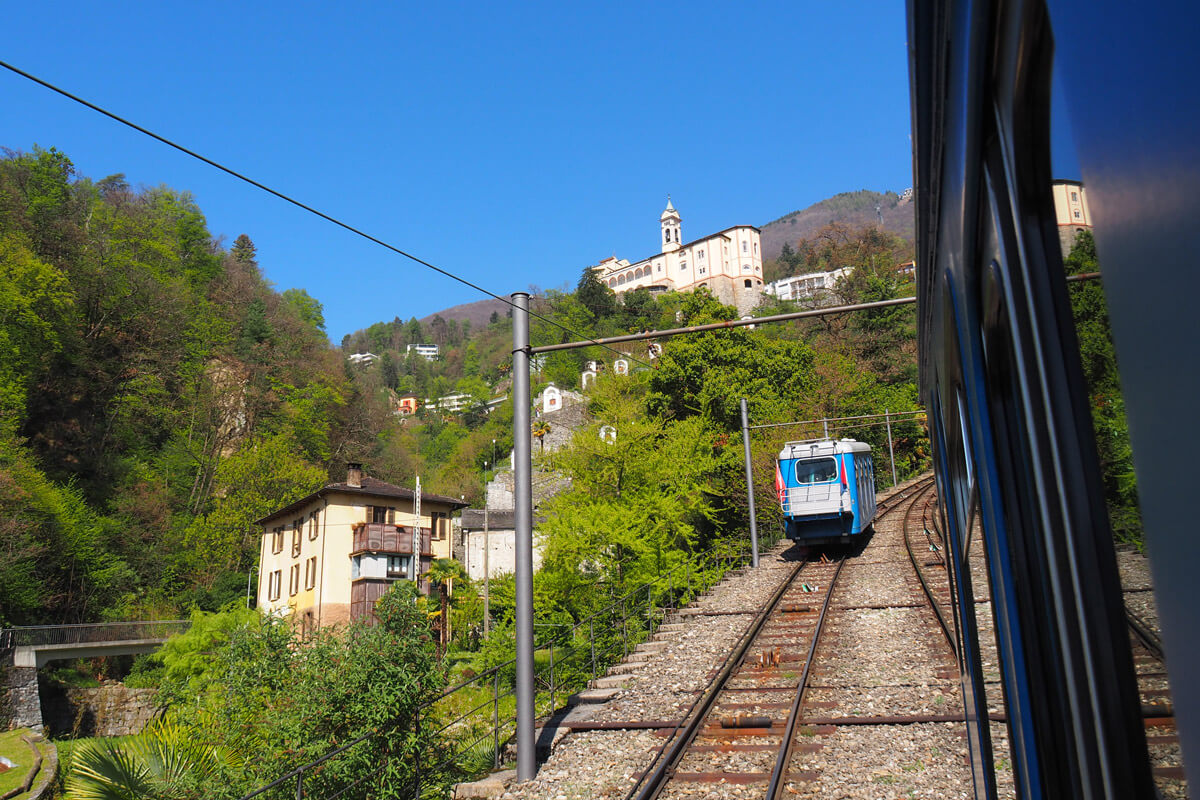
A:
0 620 190 648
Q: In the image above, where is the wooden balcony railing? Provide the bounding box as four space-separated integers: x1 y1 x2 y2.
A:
351 523 432 557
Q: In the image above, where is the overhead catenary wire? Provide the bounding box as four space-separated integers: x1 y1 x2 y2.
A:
749 409 926 431
532 272 1102 354
0 59 654 370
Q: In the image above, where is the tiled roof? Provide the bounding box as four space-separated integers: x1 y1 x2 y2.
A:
256 476 467 525
460 509 546 529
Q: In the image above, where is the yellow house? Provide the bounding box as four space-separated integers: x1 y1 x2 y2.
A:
255 464 466 631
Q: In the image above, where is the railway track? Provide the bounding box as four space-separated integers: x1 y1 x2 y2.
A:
621 476 964 800
905 489 1189 799
1117 548 1188 798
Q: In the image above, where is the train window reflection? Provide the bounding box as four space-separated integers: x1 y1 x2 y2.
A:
794 458 837 484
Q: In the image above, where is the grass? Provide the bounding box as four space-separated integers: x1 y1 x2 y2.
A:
0 728 38 798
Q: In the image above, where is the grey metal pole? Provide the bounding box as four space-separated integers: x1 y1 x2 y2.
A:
823 418 829 439
885 408 898 487
483 462 490 635
739 398 760 568
511 292 535 781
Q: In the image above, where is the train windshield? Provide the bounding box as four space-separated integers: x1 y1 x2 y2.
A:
794 457 838 484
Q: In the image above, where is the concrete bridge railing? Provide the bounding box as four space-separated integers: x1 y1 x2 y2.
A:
2 620 190 732
1 620 191 650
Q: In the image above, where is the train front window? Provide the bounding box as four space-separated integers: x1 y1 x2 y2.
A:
794 457 837 484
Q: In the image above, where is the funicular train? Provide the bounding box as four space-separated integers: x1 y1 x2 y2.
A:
909 0 1199 796
776 438 876 546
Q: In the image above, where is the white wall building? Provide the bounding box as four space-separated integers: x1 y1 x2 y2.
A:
1051 179 1093 255
766 267 853 303
591 199 765 315
406 343 440 361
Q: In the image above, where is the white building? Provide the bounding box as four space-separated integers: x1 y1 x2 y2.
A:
766 267 853 303
1051 179 1092 255
424 392 507 415
406 343 440 361
591 199 765 315
347 352 378 366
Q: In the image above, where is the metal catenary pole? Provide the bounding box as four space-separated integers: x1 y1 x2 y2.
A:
411 477 421 581
483 461 490 635
885 409 898 487
510 292 536 781
739 398 760 568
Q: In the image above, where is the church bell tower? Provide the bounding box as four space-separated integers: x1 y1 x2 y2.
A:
661 196 682 253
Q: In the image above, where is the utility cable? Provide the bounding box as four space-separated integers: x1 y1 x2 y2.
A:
0 59 654 369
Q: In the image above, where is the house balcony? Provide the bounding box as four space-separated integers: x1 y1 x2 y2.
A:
351 522 432 557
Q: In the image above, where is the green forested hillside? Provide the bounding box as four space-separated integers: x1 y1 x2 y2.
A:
0 147 396 625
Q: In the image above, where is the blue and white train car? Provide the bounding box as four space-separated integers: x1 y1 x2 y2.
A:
776 438 876 545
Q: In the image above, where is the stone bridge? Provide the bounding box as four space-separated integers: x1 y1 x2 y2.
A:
2 620 189 731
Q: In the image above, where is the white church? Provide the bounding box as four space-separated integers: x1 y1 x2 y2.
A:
590 199 765 315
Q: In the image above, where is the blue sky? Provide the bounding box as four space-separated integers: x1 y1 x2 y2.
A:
2 1 916 342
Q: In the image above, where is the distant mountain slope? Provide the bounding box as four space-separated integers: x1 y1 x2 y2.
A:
760 189 915 260
417 297 510 329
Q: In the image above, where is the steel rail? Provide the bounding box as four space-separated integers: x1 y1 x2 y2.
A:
901 480 956 651
764 556 847 800
624 558 809 800
1126 608 1165 662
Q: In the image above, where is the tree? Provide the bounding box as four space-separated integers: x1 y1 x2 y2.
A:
154 583 443 800
183 432 325 584
1064 229 1142 545
282 287 326 332
648 328 816 430
0 234 74 419
235 298 273 359
576 266 617 319
230 233 256 265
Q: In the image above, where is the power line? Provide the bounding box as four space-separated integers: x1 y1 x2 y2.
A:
531 272 1103 354
0 59 654 370
749 409 926 431
530 297 916 353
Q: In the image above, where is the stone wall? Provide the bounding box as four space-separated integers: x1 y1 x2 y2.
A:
41 684 158 738
2 666 42 731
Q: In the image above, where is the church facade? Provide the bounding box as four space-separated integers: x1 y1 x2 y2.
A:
590 199 765 315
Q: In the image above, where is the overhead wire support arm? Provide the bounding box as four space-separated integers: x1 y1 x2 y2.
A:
529 272 1100 356
530 297 916 354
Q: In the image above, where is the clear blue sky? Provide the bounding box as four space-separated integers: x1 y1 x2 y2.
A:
2 1 916 342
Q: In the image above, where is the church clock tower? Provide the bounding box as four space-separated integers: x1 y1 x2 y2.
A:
661 196 682 253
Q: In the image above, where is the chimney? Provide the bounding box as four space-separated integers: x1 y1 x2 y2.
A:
346 462 363 488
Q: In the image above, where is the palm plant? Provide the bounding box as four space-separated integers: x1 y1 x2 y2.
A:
64 720 240 800
532 420 551 452
426 558 470 655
